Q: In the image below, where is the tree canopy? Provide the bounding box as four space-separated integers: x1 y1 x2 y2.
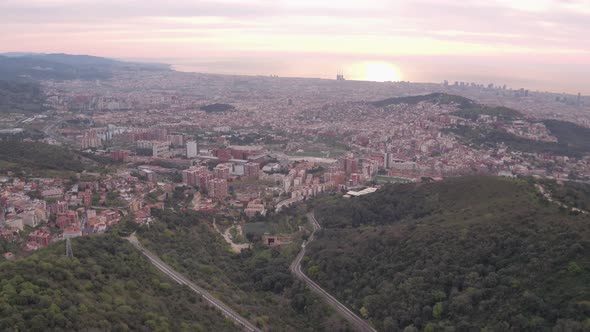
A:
306 177 590 331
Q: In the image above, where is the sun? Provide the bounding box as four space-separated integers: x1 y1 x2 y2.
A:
364 62 402 82
351 61 402 82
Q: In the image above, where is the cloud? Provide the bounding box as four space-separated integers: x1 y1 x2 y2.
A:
0 0 588 92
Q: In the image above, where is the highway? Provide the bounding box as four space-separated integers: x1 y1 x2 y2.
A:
290 213 377 332
126 234 261 332
42 117 75 145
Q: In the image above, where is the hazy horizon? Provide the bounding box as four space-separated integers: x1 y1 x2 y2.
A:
1 0 589 94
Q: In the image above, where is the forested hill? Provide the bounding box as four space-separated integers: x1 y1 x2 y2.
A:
306 177 590 331
371 93 474 109
0 235 235 331
0 80 45 114
0 53 170 81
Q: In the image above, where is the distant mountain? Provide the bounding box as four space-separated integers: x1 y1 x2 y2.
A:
372 93 475 109
307 176 590 331
0 53 170 81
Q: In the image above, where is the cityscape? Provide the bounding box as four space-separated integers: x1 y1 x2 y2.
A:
1 0 590 331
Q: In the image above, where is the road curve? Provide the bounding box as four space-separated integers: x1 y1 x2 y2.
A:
126 234 261 332
290 213 377 332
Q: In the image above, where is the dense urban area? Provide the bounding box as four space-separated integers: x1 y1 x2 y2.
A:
1 54 589 331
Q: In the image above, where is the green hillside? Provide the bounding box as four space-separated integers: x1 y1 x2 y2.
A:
447 125 587 157
451 106 523 121
0 235 235 331
0 141 87 172
306 177 590 331
372 93 474 109
0 80 45 114
543 120 590 151
200 103 236 113
137 209 349 331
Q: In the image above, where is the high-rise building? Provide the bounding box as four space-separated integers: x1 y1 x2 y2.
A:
167 134 185 147
186 141 198 158
81 131 101 149
215 164 231 180
110 150 130 162
207 178 228 200
344 156 358 175
152 141 170 158
244 162 260 179
182 166 207 187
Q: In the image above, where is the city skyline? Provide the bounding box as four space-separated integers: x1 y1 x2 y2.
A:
1 0 589 93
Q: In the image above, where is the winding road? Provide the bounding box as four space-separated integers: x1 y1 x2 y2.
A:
290 213 377 332
126 234 261 332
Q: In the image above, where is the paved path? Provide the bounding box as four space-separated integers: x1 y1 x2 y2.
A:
289 213 377 332
126 234 261 332
536 184 588 214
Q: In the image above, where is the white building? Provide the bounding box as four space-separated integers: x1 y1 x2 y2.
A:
186 141 198 158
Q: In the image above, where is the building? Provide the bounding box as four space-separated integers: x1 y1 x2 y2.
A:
344 156 358 175
81 130 101 149
56 211 79 229
5 217 24 231
245 199 266 217
110 150 130 162
214 164 231 180
49 201 68 215
186 141 198 158
152 141 170 158
28 228 53 247
167 134 185 147
182 166 207 187
244 162 260 179
78 189 93 207
207 178 228 200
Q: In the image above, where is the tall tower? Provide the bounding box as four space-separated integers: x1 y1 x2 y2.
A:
66 237 74 259
336 70 345 81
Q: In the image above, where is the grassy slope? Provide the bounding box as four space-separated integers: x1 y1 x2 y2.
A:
307 177 590 331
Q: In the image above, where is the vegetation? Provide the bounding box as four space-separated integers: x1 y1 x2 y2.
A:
306 177 590 331
0 235 235 331
0 141 87 172
0 80 45 114
451 106 523 121
447 125 586 157
0 53 170 81
540 179 590 212
200 103 236 113
137 209 350 331
372 93 474 109
543 120 590 152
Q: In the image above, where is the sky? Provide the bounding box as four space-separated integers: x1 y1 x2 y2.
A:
1 0 589 93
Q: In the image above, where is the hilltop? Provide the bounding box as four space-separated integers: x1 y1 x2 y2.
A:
200 103 236 113
372 93 475 109
0 53 170 81
306 177 590 331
